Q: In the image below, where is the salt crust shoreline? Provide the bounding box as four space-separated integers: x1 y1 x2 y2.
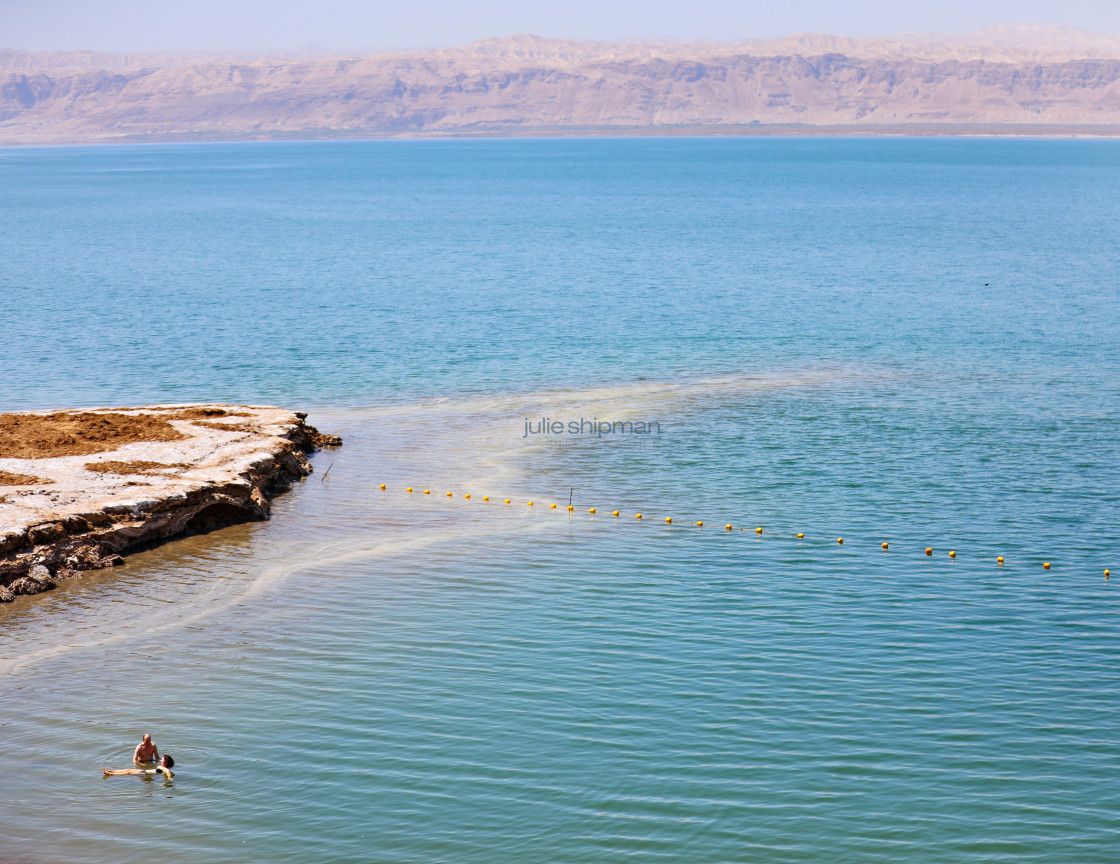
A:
0 405 340 602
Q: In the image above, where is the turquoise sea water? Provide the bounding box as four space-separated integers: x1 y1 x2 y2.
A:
1 138 1119 862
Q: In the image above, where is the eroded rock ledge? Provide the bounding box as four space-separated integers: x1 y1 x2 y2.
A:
0 405 341 602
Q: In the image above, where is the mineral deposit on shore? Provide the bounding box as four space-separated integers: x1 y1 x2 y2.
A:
0 405 340 602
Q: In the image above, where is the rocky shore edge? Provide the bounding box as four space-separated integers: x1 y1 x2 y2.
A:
0 409 341 603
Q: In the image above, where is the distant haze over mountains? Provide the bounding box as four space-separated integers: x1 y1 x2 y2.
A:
3 25 1120 144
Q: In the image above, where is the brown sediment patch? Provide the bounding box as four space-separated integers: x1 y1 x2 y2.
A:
172 407 253 419
0 412 187 459
84 460 192 476
0 470 54 486
190 420 260 434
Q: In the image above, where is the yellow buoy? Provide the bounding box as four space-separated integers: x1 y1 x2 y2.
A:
1043 562 1051 570
406 487 413 492
550 503 557 509
756 527 763 535
379 483 386 490
424 489 430 495
666 517 672 524
612 511 620 517
527 501 534 507
925 547 933 556
696 521 703 527
837 538 844 545
567 505 574 512
635 513 642 519
482 495 489 502
997 556 1004 565
464 494 471 499
725 524 733 531
446 492 453 497
589 508 596 514
1106 569 1111 577
796 533 804 539
882 542 888 550
949 550 956 559
504 498 510 504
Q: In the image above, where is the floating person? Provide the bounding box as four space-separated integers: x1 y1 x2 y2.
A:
133 733 159 764
104 754 174 778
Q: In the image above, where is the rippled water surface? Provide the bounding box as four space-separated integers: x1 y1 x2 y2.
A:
1 138 1119 863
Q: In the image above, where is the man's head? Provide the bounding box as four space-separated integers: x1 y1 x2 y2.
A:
142 734 152 744
162 755 174 769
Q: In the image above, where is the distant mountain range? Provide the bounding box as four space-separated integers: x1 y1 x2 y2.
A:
3 25 1120 144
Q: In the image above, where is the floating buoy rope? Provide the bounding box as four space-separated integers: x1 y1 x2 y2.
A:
377 483 1105 574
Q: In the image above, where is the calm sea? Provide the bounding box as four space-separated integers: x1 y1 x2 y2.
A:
1 138 1119 863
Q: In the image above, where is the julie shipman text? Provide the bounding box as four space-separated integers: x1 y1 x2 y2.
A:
523 418 663 438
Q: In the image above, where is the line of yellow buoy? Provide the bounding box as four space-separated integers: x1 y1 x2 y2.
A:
380 485 1111 576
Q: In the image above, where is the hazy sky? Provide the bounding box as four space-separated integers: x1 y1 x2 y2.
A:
3 0 1120 52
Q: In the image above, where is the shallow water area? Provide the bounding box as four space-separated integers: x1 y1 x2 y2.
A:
2 138 1119 862
2 396 1118 863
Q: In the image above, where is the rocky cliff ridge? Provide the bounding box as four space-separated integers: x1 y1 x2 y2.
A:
3 27 1120 142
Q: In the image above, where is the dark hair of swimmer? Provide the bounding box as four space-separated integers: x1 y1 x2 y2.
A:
162 755 175 769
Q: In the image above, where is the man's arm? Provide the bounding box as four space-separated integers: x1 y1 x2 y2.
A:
132 744 143 763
